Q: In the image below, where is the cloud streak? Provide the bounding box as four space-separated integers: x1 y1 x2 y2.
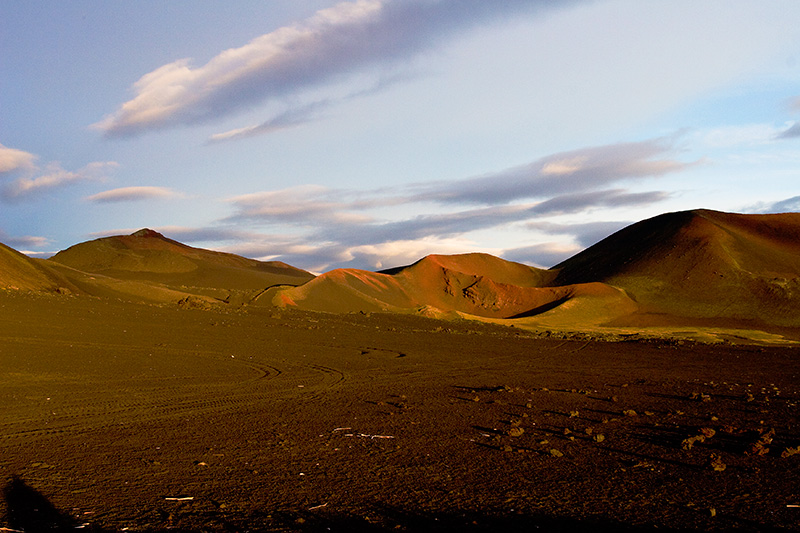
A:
3 162 118 202
778 122 800 139
418 138 691 205
86 186 182 203
208 101 327 143
94 0 571 137
209 136 686 270
225 138 685 227
0 229 51 250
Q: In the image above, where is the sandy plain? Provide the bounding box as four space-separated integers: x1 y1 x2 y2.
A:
2 291 799 532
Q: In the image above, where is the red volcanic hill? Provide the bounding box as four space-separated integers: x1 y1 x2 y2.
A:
273 252 634 321
0 242 72 293
48 229 314 304
553 209 800 327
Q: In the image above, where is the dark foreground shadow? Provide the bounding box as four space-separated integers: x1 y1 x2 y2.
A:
3 475 81 531
4 475 778 532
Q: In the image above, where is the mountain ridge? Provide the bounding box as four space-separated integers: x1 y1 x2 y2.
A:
2 210 799 336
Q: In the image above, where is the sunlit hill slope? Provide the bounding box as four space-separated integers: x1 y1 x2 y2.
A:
47 229 314 305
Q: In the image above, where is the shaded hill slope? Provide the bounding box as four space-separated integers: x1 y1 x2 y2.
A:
0 242 73 293
49 229 314 304
553 209 800 326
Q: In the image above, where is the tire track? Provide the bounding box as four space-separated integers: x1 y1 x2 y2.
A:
0 336 292 441
0 337 351 442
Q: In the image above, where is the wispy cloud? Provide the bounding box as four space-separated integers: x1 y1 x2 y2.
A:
0 229 51 250
76 137 683 271
207 70 416 143
225 138 685 228
0 143 36 174
209 136 685 270
86 186 182 203
208 101 327 143
524 220 631 248
227 185 386 225
3 161 118 202
94 0 572 137
529 189 670 216
747 195 800 214
417 138 691 205
777 122 800 139
501 242 583 269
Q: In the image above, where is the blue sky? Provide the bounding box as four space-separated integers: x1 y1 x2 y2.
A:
2 0 800 272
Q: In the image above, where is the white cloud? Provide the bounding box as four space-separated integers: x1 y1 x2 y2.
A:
86 186 182 203
93 0 564 137
0 143 36 174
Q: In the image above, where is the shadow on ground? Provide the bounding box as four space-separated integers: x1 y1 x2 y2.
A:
3 475 85 532
1 475 702 532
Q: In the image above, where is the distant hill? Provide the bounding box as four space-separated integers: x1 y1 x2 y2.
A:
276 253 554 316
48 229 314 304
273 252 636 322
275 210 800 334
5 209 800 337
553 209 800 327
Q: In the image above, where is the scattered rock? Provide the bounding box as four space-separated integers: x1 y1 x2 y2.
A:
699 427 716 438
689 392 712 402
707 453 726 472
747 428 775 456
507 427 524 437
681 435 706 451
781 446 800 458
549 449 563 458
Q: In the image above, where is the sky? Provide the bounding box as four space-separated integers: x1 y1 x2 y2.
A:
2 0 800 272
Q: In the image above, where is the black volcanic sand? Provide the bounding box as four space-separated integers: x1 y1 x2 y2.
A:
1 292 799 532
